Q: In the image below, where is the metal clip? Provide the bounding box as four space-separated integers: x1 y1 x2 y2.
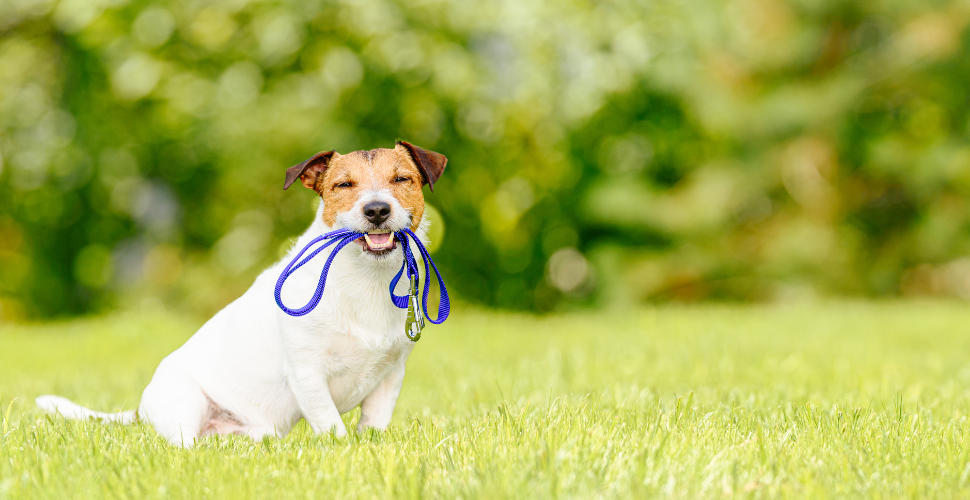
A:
404 275 425 341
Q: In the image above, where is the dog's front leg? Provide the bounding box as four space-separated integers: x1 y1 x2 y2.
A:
357 360 407 432
287 364 347 438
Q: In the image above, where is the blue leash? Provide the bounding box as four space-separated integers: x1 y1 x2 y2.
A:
274 227 450 341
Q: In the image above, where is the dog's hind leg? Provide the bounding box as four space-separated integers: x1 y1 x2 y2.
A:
138 369 208 447
198 399 280 442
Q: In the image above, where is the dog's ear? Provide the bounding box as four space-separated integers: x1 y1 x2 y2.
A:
284 150 336 191
397 141 447 191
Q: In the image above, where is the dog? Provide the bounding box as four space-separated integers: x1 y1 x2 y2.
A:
36 141 447 447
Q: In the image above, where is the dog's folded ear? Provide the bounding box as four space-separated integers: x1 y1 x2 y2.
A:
397 141 447 191
284 150 336 191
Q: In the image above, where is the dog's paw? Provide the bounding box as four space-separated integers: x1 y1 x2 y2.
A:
332 425 347 440
356 421 388 434
311 420 347 439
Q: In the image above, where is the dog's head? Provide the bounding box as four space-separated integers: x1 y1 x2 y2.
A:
283 141 447 257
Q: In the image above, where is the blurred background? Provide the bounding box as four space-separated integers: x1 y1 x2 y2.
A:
1 0 969 320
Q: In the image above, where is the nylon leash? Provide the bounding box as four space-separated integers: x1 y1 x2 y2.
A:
274 228 450 341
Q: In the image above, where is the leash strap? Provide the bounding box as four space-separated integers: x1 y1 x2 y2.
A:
274 228 363 317
275 228 450 333
388 229 451 325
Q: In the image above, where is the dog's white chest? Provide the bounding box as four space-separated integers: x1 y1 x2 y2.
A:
322 329 409 412
324 331 396 375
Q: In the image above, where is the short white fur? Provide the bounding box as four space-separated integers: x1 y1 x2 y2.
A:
37 187 431 447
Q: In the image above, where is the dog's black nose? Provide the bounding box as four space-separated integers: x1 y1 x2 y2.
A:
363 201 391 225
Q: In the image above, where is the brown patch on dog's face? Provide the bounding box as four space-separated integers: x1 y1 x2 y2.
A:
315 147 426 230
286 143 446 241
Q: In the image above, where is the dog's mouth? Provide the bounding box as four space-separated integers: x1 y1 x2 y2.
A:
357 231 397 255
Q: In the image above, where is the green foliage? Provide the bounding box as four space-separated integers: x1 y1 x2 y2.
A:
1 0 970 317
3 302 970 497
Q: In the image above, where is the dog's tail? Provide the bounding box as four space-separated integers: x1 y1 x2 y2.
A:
35 395 137 424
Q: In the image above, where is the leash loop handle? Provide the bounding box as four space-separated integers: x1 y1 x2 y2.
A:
274 228 362 317
400 229 450 325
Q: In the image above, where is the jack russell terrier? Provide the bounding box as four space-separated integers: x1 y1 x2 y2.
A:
36 141 448 447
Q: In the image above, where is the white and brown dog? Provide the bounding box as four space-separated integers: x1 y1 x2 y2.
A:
37 141 447 446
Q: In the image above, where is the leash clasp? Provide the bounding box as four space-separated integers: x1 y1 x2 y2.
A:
404 275 425 342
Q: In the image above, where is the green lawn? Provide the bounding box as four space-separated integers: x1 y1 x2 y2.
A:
2 301 970 498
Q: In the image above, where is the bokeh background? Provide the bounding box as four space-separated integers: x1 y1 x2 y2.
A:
1 0 969 319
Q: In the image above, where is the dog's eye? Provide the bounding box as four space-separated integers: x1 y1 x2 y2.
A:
394 177 410 183
335 182 353 189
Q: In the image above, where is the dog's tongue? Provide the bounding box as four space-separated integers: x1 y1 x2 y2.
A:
368 233 391 245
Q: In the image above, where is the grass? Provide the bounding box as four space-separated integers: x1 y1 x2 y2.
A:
2 301 970 498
